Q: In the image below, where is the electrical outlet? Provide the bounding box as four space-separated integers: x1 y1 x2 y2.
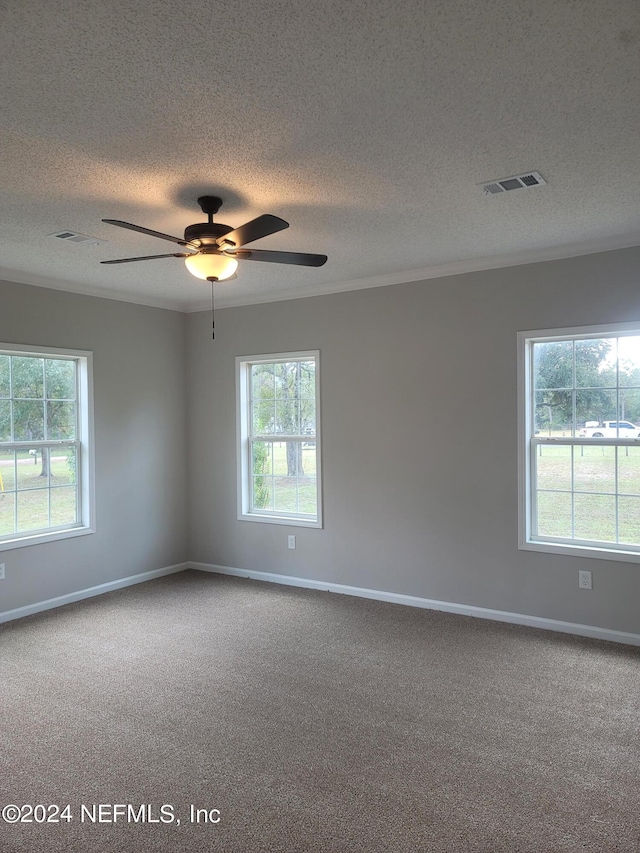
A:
578 570 592 590
0 563 5 580
287 535 296 550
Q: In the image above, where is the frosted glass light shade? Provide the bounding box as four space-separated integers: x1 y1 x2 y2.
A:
184 252 238 281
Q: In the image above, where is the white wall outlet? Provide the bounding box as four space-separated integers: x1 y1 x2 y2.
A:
287 535 296 550
0 563 5 580
578 570 592 590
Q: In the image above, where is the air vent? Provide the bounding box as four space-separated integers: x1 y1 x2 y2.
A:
48 231 104 245
479 171 546 195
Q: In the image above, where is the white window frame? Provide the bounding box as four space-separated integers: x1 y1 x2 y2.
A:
236 350 322 528
0 342 95 551
518 321 640 564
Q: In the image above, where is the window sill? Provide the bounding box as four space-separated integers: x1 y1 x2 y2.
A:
0 525 95 552
519 538 640 564
239 512 322 529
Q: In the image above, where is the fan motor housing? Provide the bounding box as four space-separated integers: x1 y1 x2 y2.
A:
184 222 234 246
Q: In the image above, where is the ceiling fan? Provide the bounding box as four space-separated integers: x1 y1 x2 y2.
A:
101 196 327 282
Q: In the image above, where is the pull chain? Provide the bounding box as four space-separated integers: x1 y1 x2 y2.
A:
207 276 217 339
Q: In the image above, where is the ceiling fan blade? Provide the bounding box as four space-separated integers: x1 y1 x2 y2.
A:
101 253 190 264
102 219 194 247
218 214 289 249
232 248 327 267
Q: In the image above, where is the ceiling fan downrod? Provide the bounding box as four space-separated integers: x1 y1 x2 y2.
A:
197 195 223 225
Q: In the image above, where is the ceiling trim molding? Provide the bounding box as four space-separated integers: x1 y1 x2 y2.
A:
188 234 640 312
0 268 184 312
1 233 639 315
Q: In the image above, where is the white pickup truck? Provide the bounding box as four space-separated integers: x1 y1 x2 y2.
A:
579 420 640 438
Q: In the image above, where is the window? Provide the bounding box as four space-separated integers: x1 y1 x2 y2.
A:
0 344 94 550
237 351 322 527
519 323 640 562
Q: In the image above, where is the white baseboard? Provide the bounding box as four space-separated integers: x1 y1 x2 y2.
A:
190 562 640 647
0 562 189 625
5 559 639 648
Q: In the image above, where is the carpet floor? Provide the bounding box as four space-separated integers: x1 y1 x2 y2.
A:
1 570 639 852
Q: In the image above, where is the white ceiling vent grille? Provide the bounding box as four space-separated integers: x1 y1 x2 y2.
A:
479 171 546 195
48 230 104 245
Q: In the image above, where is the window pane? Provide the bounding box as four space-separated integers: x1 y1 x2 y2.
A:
17 489 49 532
618 496 640 545
45 359 76 399
250 359 316 437
252 401 275 435
284 442 314 478
535 444 571 491
618 336 640 387
251 441 274 510
0 356 9 397
536 491 572 538
253 441 319 517
274 362 293 397
535 390 572 435
274 477 298 513
17 449 47 489
618 389 640 429
0 400 11 441
533 341 573 390
51 447 76 486
13 400 45 441
574 494 616 542
46 401 76 440
575 338 616 387
273 476 318 515
574 445 615 494
618 446 640 496
12 356 44 398
251 442 273 477
251 364 275 399
252 476 273 511
0 449 16 490
297 477 318 514
0 492 15 536
275 443 317 515
300 400 316 435
299 360 315 390
252 441 317 514
275 400 299 434
273 442 287 476
271 442 315 477
50 486 77 526
576 389 616 431
301 442 317 476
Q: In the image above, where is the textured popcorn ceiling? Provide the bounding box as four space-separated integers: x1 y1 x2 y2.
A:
0 0 639 311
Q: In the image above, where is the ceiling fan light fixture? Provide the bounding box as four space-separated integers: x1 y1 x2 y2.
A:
102 199 326 285
184 251 238 281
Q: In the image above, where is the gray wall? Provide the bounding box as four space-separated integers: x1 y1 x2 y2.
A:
187 246 640 635
3 246 640 633
0 279 188 612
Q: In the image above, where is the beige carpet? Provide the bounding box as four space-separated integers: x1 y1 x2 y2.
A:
1 570 639 852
